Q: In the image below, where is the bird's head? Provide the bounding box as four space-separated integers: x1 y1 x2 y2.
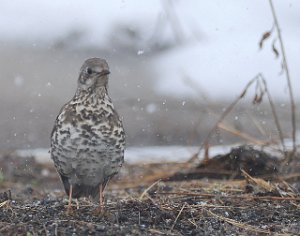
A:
77 58 110 91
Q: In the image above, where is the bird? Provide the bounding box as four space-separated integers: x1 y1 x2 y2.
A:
50 58 125 213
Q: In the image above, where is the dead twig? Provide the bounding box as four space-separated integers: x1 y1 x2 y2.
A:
157 191 300 201
247 111 267 136
43 224 48 236
269 0 296 156
139 179 161 200
203 141 209 164
194 75 260 157
188 204 249 209
281 173 300 180
149 228 169 235
217 122 267 145
0 200 10 208
206 209 272 234
183 72 281 155
192 73 287 162
241 169 276 192
171 202 187 230
260 76 286 153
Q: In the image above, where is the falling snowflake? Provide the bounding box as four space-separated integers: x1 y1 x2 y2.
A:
137 50 144 55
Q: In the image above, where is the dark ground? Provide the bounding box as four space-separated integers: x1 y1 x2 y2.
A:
1 146 300 235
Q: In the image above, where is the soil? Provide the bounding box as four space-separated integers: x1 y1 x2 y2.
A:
167 146 281 181
1 146 300 236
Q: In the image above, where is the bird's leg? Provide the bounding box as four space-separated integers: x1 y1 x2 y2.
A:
75 198 79 210
93 184 106 215
99 184 103 212
67 184 73 214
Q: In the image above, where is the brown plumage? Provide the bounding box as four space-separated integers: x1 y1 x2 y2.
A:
50 58 125 211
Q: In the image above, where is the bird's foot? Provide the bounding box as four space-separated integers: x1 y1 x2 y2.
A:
66 206 74 215
93 205 105 216
64 200 75 215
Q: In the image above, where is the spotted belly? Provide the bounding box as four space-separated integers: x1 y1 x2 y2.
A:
51 123 124 187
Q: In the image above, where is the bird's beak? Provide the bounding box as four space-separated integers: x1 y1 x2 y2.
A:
98 69 110 76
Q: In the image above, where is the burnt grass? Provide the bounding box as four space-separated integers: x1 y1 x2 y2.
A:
1 146 300 235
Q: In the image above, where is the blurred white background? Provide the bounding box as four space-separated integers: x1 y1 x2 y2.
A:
0 0 299 149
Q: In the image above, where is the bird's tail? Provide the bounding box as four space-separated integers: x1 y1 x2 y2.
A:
59 174 106 200
72 184 100 199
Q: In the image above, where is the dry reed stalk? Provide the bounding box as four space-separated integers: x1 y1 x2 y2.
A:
203 141 209 164
0 200 9 208
190 73 287 162
260 76 286 153
139 179 161 200
171 202 187 230
206 209 273 234
269 0 297 156
217 122 267 145
157 191 300 201
247 111 268 136
241 169 276 192
194 75 262 158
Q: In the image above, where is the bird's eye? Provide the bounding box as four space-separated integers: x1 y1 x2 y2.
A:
86 67 93 75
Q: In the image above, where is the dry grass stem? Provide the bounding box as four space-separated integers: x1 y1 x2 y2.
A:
0 200 9 208
241 169 276 192
194 75 261 158
247 111 268 136
157 191 300 201
269 0 297 156
206 209 272 234
260 77 286 153
171 202 187 230
217 122 267 145
139 179 161 200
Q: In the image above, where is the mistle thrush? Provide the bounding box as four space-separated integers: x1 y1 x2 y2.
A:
50 58 125 212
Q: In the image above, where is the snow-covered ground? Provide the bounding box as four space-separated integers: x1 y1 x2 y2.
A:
15 145 229 164
16 143 284 165
16 146 198 164
16 130 300 164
